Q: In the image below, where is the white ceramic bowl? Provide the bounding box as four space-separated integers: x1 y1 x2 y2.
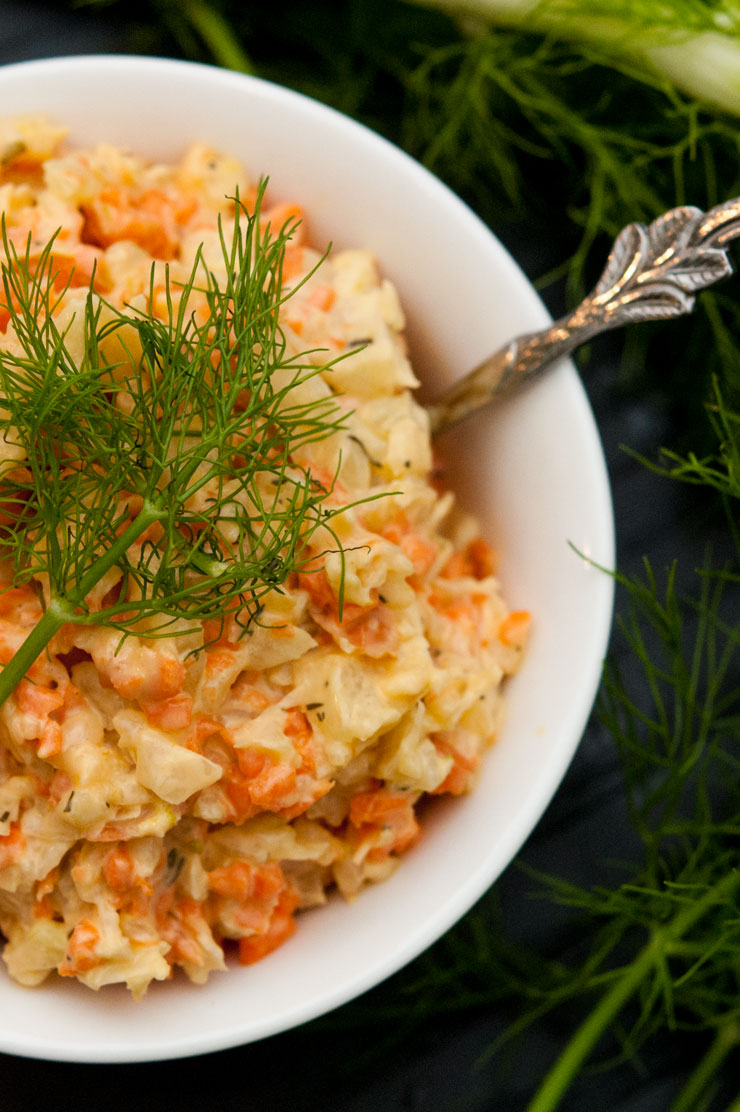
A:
0 54 614 1062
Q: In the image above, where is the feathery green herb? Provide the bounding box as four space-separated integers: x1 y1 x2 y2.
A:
0 186 357 706
520 545 740 1111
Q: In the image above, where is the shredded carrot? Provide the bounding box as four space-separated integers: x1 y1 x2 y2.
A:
297 566 337 612
382 517 437 579
349 787 410 824
36 866 59 901
349 787 420 857
235 746 268 779
33 894 54 920
82 186 195 260
261 202 305 242
36 721 62 759
431 735 481 796
204 645 240 679
428 590 482 629
209 860 284 903
237 886 300 966
305 284 336 312
103 846 137 893
143 692 193 731
48 770 72 807
15 677 64 719
298 565 397 653
221 749 294 820
59 918 100 976
157 896 209 967
0 821 25 870
208 860 255 902
238 911 296 965
404 533 438 578
498 609 531 647
248 762 298 810
442 537 498 580
236 686 274 717
284 707 316 773
14 678 66 758
0 583 39 618
281 243 305 280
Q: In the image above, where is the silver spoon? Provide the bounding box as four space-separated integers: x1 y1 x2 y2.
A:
427 197 740 435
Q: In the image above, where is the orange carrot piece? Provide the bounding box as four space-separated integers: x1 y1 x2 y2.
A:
237 887 300 966
0 821 25 870
208 860 255 901
281 244 305 280
16 678 64 719
238 913 295 966
442 537 497 580
143 692 193 731
305 284 336 312
82 186 192 260
431 735 481 796
59 918 100 976
103 846 137 893
498 609 531 647
261 202 305 242
349 787 412 826
400 533 438 578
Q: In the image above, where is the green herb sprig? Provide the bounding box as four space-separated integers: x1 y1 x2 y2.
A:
0 185 356 706
521 541 740 1111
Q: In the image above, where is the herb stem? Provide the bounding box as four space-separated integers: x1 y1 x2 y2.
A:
0 503 164 706
182 0 255 74
73 501 165 599
526 937 657 1112
526 870 740 1112
668 1023 740 1112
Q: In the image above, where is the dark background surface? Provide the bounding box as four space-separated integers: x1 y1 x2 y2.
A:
0 2 727 1109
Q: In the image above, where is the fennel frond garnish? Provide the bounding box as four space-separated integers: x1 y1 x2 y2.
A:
0 187 357 706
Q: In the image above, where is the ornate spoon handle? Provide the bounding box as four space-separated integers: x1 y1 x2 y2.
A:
427 197 740 435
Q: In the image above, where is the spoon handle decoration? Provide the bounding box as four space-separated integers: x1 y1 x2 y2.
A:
428 197 740 435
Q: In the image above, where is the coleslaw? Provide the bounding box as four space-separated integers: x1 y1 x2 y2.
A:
0 117 529 996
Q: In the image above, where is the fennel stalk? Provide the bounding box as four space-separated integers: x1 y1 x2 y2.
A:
409 0 740 117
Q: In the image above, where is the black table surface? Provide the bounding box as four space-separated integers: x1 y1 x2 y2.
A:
0 4 729 1109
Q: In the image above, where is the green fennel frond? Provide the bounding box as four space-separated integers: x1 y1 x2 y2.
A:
515 554 740 1109
0 184 368 705
656 378 740 502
